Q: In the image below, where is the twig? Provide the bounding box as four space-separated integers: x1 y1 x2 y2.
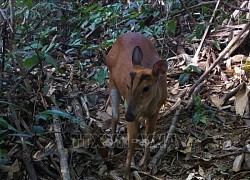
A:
137 171 163 180
188 21 250 96
80 95 90 119
179 0 196 25
173 1 217 16
50 96 70 180
192 0 221 64
220 83 242 106
0 7 14 32
0 21 6 89
148 105 183 174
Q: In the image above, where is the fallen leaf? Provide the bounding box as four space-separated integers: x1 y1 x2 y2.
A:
180 136 194 154
232 154 244 172
245 140 250 168
198 166 205 177
235 83 250 116
210 94 224 108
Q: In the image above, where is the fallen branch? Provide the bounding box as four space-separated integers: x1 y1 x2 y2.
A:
148 105 183 174
51 96 70 180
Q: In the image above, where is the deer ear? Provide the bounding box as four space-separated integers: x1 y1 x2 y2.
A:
132 46 143 66
152 60 168 76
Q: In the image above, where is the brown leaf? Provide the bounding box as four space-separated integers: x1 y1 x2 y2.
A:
235 83 250 116
210 95 224 108
232 154 244 172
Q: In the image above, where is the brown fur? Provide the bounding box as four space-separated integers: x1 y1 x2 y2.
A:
106 32 167 179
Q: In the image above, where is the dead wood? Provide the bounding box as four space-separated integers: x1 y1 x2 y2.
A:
51 97 70 180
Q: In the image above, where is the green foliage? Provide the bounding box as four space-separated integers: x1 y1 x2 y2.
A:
214 40 221 50
179 65 202 85
94 67 109 85
32 126 45 133
36 110 81 124
179 73 190 86
0 117 17 132
193 96 218 125
195 24 206 38
166 19 176 34
193 96 207 125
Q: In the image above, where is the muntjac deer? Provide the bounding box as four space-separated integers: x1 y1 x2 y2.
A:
106 32 167 179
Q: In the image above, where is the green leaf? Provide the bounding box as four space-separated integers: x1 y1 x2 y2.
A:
10 133 32 138
44 54 59 68
23 54 39 69
0 101 30 115
195 24 206 38
193 112 200 125
39 110 82 124
214 40 221 50
200 114 207 124
193 111 206 125
184 65 202 74
35 114 49 121
166 19 176 34
0 118 17 132
24 43 43 51
192 65 203 74
93 67 109 85
0 130 8 135
32 126 45 133
25 0 33 8
179 73 190 85
194 96 202 107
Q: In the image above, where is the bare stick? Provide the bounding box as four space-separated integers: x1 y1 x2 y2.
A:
188 21 250 96
137 170 163 180
173 1 217 15
51 97 70 180
192 0 221 64
148 105 183 173
179 0 196 25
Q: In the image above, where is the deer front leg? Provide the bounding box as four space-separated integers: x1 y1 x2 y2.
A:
109 88 120 156
139 112 159 169
125 120 139 180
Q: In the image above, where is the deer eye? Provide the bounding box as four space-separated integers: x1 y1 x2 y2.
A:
143 86 149 92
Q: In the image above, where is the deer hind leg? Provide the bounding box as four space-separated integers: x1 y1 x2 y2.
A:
109 88 121 156
139 112 159 169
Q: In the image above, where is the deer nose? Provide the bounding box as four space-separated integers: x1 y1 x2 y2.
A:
125 113 135 122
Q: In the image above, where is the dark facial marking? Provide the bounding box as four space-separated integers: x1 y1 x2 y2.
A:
130 72 136 86
136 73 151 88
140 73 151 81
130 72 136 80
